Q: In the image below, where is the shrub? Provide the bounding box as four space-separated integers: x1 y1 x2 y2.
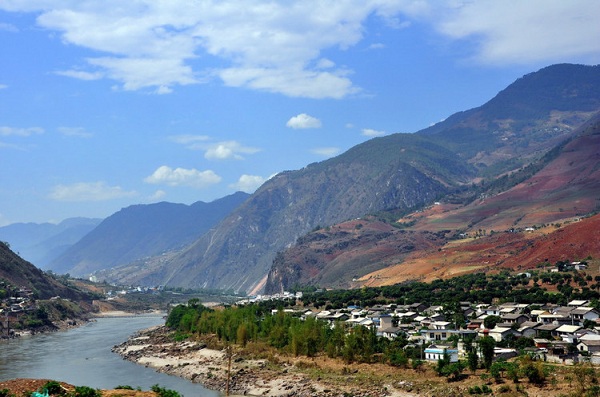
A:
71 386 101 397
150 385 182 397
41 381 65 396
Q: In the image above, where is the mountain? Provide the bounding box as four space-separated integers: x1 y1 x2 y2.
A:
49 192 249 277
132 64 600 293
265 112 600 292
0 218 102 269
0 241 90 301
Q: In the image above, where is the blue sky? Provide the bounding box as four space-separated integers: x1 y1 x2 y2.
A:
1 1 599 226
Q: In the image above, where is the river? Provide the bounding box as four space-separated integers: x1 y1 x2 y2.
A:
0 315 220 397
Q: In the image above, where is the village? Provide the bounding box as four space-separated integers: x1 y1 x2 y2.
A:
235 263 600 368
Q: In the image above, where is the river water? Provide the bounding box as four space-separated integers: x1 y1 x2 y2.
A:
0 316 220 397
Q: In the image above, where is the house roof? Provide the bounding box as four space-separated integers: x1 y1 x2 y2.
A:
571 307 598 315
556 325 582 333
578 339 600 347
568 300 589 306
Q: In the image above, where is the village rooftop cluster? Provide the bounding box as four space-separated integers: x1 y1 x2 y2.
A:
239 288 600 365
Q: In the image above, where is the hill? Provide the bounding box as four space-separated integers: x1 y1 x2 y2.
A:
50 192 249 277
0 218 101 269
0 241 90 301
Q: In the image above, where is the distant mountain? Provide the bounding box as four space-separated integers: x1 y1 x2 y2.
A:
49 192 249 277
265 113 600 292
0 241 90 301
130 64 600 293
0 218 102 269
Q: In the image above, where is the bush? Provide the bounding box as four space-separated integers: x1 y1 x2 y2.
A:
150 385 182 397
0 389 15 397
71 386 101 397
42 381 65 395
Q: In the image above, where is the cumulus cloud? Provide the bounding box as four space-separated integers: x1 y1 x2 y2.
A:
0 1 415 98
0 126 44 136
286 114 322 129
204 141 261 160
229 174 266 193
436 0 600 64
149 190 167 201
49 181 137 202
144 165 221 188
311 147 341 157
361 128 386 137
58 126 93 138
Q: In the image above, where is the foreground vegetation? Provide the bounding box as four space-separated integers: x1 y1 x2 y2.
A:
163 265 600 396
0 380 182 397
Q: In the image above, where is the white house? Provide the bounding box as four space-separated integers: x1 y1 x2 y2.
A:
424 345 459 363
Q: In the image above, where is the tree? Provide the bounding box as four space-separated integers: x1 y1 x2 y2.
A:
483 315 502 330
467 349 479 372
478 336 496 370
441 361 466 382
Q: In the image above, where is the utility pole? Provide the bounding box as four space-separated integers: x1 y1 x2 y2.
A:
225 344 232 396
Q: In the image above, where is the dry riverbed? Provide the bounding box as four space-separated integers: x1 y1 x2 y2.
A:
111 326 488 397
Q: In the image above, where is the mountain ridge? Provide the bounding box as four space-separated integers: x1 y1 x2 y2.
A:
141 63 600 293
49 191 249 277
264 111 600 292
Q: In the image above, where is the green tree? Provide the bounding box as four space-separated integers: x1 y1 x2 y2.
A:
478 336 496 370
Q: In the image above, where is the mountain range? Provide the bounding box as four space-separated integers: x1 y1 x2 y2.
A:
3 63 600 295
0 218 101 269
49 192 249 277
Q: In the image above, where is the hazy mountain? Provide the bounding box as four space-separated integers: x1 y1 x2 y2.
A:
130 64 600 293
49 192 249 277
0 218 102 269
265 112 600 292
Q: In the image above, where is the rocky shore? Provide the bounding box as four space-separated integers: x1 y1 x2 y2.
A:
112 326 426 397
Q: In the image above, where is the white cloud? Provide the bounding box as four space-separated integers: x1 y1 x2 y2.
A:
0 126 44 136
49 181 137 202
149 190 167 201
368 43 386 50
144 165 221 188
311 147 341 157
286 114 322 129
436 0 600 64
229 174 266 193
55 70 103 81
58 126 93 138
204 141 260 160
361 128 386 137
1 1 416 98
168 134 211 149
315 58 335 69
0 84 7 90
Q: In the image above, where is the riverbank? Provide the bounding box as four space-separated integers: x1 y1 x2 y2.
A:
113 326 458 397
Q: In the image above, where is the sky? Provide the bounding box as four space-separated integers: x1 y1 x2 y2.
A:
1 1 600 226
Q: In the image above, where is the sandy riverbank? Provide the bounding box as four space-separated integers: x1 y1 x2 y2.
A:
112 326 435 397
